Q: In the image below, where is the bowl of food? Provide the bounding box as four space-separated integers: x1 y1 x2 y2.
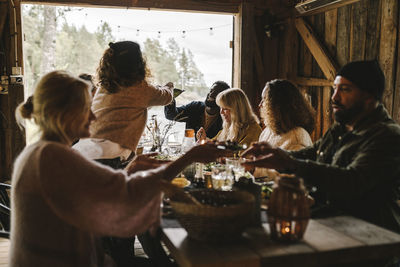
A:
171 177 191 188
170 189 255 242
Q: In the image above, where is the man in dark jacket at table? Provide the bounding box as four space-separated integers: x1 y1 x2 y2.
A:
243 60 400 234
164 81 230 139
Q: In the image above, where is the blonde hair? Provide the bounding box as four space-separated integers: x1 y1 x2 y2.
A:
216 88 259 142
16 71 91 144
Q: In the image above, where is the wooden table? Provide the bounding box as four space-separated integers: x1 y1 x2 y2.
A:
161 216 400 267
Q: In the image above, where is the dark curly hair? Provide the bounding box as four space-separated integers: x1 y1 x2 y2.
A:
260 79 315 135
96 41 150 93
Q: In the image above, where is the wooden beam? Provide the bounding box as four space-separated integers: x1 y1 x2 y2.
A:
22 0 241 13
294 77 332 87
238 2 255 107
295 17 338 81
394 1 400 123
379 0 398 115
252 18 265 91
0 2 8 38
295 0 361 16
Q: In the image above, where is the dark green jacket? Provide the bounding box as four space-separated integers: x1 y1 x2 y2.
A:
290 104 400 233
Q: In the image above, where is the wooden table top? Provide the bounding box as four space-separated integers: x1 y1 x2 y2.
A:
161 216 400 267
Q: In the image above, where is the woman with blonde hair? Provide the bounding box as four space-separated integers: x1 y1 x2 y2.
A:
11 71 228 267
198 88 261 146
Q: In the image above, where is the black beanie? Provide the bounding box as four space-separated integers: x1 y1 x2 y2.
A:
336 60 385 101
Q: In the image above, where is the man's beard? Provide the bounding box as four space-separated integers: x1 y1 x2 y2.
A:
333 101 365 125
205 99 218 110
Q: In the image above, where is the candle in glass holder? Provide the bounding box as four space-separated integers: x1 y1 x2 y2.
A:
268 174 312 242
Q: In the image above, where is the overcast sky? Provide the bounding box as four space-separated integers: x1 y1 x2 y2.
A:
63 7 233 87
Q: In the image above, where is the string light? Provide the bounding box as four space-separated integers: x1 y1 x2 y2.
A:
73 8 230 38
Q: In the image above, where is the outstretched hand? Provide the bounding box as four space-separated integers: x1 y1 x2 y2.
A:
196 127 207 142
241 142 297 172
241 142 274 158
186 141 233 163
125 153 170 174
164 82 174 88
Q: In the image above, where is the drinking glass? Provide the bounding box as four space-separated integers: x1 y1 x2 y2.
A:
225 157 246 181
211 165 234 191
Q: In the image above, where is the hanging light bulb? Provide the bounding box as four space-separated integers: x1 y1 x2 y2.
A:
181 30 186 38
209 27 214 36
136 29 140 37
157 31 161 38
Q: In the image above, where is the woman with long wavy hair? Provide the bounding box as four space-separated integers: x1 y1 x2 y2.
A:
254 79 315 178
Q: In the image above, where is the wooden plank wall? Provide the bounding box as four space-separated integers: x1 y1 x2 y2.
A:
0 0 25 182
264 0 399 140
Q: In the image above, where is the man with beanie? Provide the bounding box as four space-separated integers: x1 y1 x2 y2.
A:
243 60 400 236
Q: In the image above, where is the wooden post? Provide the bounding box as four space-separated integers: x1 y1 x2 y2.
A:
394 1 400 123
0 0 25 181
379 0 398 115
233 2 255 108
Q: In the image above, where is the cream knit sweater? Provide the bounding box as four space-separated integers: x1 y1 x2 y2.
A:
10 140 164 267
90 82 173 152
253 127 312 178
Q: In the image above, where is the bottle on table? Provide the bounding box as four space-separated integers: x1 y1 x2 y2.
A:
181 129 195 153
181 129 196 180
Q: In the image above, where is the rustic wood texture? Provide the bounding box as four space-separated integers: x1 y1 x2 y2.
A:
394 10 400 123
21 0 284 14
336 5 351 67
349 0 367 61
311 13 325 140
0 0 25 181
295 17 337 81
294 77 331 87
162 216 400 267
0 2 8 38
365 0 382 60
322 9 337 134
237 2 256 108
378 0 398 114
252 15 265 106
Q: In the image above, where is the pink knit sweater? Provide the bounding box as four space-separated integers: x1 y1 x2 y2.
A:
90 82 173 151
10 140 164 267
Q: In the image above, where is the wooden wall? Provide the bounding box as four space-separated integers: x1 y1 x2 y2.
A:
0 0 25 181
255 0 400 141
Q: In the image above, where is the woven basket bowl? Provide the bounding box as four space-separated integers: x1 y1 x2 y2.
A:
170 189 255 242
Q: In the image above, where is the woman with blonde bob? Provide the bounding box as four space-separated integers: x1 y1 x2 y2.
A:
11 71 228 267
198 88 262 146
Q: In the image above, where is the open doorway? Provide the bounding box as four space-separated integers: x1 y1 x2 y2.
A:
21 4 233 145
